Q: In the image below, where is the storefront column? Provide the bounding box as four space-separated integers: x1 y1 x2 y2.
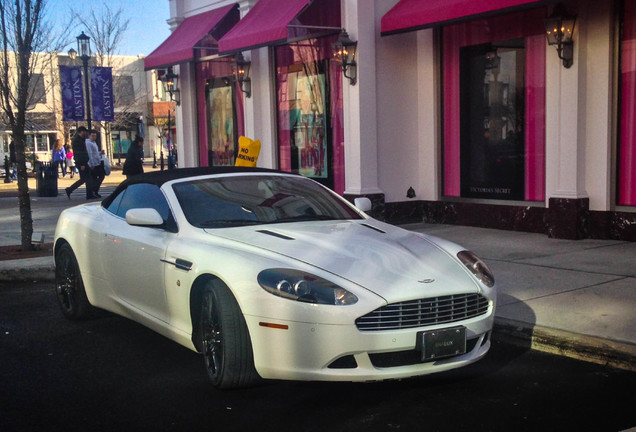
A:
244 47 277 169
233 0 275 169
174 62 198 168
545 18 589 239
342 0 384 215
416 29 440 201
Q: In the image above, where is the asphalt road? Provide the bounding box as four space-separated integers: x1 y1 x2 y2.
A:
1 281 635 432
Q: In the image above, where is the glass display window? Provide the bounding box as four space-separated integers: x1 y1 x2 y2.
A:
207 77 237 167
443 8 546 202
275 36 344 194
196 57 244 167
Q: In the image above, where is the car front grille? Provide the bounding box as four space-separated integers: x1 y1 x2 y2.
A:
355 293 490 331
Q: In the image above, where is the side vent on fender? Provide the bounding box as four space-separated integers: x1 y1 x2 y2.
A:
256 230 295 240
360 223 386 234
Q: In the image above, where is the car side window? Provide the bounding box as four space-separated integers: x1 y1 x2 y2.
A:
105 189 125 215
107 183 177 232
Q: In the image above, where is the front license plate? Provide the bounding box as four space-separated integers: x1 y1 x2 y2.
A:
419 327 466 361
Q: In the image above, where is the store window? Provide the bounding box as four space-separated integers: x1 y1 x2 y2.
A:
619 0 636 206
35 134 48 153
443 9 546 201
27 73 46 106
115 75 135 107
275 36 344 194
196 58 244 167
207 77 237 166
24 134 48 153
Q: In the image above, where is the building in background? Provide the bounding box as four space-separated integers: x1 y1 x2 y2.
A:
144 0 636 241
1 53 154 165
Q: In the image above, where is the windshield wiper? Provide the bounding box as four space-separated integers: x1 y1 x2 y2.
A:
272 215 338 223
200 219 262 228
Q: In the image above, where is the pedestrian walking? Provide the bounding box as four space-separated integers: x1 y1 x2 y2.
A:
122 135 145 179
86 129 105 198
51 139 66 177
63 140 72 176
66 149 76 178
65 127 94 199
9 139 17 180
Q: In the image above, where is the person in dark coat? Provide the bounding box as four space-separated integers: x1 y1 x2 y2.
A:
122 135 145 179
65 126 94 199
9 139 17 180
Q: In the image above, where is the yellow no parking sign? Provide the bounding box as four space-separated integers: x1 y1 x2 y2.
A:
235 136 261 167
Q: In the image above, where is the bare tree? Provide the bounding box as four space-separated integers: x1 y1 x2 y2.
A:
72 3 129 67
0 0 70 249
71 3 131 160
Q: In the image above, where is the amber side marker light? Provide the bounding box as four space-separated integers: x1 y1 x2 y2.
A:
259 322 289 330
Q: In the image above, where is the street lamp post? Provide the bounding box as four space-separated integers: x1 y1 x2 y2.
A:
160 68 179 170
71 31 92 130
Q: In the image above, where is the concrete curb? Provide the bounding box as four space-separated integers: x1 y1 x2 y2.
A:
493 317 636 372
0 257 54 282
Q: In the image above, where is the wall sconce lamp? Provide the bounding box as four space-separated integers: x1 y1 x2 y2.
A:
544 5 576 68
161 67 180 106
485 49 500 70
232 52 251 98
332 29 358 85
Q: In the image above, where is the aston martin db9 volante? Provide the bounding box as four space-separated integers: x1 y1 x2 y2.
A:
54 167 496 389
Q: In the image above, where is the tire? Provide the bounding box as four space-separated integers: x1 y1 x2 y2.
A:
55 243 94 320
199 280 260 389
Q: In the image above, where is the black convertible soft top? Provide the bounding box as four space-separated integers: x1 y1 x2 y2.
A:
101 166 293 207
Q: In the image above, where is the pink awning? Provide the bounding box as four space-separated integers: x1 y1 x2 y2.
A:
144 4 239 70
381 0 548 36
218 0 321 54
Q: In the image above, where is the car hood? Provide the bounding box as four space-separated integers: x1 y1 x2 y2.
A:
207 220 479 302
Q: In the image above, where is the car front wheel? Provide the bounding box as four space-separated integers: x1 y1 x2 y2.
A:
199 280 260 389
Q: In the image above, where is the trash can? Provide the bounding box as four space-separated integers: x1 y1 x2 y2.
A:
36 161 58 197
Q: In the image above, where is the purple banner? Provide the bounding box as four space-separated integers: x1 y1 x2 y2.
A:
59 66 84 121
91 67 115 122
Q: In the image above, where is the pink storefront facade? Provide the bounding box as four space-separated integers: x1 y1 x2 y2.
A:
146 0 636 241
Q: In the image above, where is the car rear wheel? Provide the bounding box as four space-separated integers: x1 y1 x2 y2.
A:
199 280 260 389
55 243 94 320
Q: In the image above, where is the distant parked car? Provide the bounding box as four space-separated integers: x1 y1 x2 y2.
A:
54 167 496 389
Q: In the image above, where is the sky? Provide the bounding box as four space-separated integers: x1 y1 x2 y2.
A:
46 0 172 56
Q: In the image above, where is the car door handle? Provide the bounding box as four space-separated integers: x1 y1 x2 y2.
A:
160 258 193 271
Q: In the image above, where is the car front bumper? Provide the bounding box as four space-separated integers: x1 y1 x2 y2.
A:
245 311 494 382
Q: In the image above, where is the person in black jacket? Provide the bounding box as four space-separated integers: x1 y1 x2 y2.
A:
65 127 94 199
122 135 145 179
9 139 17 180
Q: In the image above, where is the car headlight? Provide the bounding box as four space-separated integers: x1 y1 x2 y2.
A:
257 269 358 305
457 251 495 287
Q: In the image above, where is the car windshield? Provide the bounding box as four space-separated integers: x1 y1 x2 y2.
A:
172 175 362 228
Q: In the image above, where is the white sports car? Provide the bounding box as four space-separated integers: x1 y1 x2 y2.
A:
54 167 496 389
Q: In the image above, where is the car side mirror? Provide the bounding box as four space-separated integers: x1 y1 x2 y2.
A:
354 197 372 212
125 208 164 227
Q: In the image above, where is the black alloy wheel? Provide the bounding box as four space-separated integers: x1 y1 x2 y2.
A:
55 243 94 320
199 280 260 389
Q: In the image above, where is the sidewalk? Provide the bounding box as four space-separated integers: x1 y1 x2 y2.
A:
0 162 135 197
1 178 634 371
